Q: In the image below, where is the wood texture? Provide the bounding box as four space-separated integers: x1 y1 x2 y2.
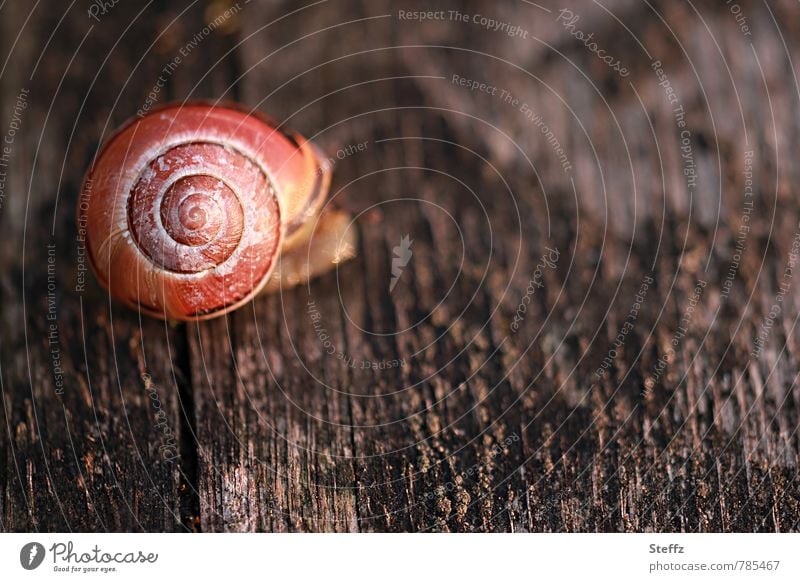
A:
1 0 799 532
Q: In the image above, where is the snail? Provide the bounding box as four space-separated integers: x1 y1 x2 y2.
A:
79 102 356 320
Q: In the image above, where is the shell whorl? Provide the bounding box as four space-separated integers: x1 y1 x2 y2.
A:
127 142 257 275
81 103 328 320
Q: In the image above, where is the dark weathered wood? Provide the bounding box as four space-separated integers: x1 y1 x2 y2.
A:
1 1 199 532
2 0 800 532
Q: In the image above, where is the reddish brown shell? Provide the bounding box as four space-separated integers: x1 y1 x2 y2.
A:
80 102 330 320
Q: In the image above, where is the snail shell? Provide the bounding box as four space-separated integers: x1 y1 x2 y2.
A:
80 102 336 320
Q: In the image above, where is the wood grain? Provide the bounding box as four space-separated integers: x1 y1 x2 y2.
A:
1 0 799 532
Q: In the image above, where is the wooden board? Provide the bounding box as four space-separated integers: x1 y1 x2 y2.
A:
1 0 798 532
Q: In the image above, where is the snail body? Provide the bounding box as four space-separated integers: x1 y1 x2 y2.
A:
80 103 354 320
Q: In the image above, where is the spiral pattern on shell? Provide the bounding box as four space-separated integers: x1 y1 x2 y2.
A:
81 103 330 320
